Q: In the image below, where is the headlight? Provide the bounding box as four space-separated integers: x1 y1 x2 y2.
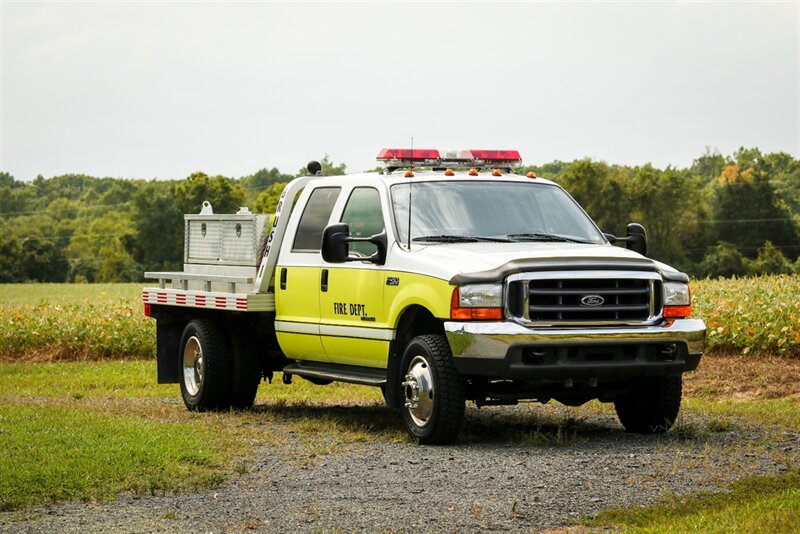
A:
458 284 503 308
664 282 690 306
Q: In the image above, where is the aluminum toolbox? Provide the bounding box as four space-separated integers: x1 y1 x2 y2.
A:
184 212 270 266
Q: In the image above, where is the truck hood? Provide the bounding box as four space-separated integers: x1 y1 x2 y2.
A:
391 242 684 283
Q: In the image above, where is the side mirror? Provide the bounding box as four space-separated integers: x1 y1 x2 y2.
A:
625 223 647 256
604 223 647 257
321 223 350 263
321 223 388 265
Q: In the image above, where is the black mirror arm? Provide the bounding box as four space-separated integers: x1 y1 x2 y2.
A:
343 232 388 265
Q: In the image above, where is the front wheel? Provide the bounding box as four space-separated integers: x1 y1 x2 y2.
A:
400 335 466 445
179 319 232 411
614 375 682 434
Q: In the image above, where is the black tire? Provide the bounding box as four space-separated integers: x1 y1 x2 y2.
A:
229 333 262 409
614 375 683 434
400 334 466 445
179 319 232 411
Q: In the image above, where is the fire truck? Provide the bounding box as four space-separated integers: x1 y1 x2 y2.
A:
143 149 706 444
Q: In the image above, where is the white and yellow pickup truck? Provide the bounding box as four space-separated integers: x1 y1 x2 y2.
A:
144 148 706 444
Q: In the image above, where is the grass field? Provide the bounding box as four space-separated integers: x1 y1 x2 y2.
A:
1 279 799 527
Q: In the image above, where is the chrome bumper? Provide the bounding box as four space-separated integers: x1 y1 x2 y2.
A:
444 319 706 360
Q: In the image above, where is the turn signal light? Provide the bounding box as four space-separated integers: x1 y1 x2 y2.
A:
144 303 152 317
663 305 691 318
450 289 503 320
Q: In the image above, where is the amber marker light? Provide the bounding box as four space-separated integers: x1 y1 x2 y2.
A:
492 169 502 176
527 171 537 179
663 305 691 318
469 168 479 176
444 168 455 176
404 170 414 178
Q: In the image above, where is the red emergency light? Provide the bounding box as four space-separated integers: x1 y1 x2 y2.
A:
376 148 523 169
376 148 440 160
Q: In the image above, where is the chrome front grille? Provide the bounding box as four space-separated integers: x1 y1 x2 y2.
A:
506 271 662 326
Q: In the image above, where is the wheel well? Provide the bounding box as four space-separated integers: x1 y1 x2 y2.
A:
384 306 445 409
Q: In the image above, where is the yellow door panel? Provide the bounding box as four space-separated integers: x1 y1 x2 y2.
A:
275 265 327 362
275 332 326 362
320 338 390 368
320 267 389 367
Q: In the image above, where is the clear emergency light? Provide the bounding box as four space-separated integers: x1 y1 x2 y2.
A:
377 148 522 170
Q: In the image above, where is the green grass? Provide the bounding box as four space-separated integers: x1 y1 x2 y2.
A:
0 360 399 511
0 283 144 306
0 404 228 511
590 470 800 533
0 360 171 398
687 397 800 432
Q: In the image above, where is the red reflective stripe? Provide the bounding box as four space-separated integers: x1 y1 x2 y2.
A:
195 295 206 306
215 296 227 308
156 292 167 303
176 294 187 304
236 298 247 310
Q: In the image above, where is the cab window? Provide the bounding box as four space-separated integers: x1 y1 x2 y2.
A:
341 187 384 257
292 187 341 252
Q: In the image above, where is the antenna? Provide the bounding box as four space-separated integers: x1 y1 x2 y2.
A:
407 136 413 250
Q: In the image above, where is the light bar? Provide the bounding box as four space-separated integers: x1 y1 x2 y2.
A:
376 148 523 169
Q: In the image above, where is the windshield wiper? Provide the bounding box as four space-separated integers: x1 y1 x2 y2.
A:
507 232 592 244
413 235 511 243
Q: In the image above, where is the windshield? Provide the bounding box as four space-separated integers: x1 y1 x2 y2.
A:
390 181 605 244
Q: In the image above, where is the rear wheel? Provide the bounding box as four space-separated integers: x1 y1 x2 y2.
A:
180 320 232 411
614 375 682 434
400 335 465 445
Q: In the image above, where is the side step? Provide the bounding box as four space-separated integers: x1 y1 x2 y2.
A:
282 362 386 387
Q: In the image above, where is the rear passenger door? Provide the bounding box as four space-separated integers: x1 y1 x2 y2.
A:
275 186 341 363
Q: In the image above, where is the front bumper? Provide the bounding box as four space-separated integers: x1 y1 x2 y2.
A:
444 318 706 380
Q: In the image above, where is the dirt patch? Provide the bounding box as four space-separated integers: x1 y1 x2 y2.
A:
684 352 800 401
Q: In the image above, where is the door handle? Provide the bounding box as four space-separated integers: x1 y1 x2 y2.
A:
280 268 287 290
321 269 329 292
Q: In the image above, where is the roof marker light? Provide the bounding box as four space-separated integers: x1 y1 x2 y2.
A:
469 168 479 176
492 169 502 177
444 168 455 176
527 171 537 179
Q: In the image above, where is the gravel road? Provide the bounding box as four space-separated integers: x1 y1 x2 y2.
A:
3 403 797 533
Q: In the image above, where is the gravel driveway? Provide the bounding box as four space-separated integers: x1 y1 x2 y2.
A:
3 403 797 533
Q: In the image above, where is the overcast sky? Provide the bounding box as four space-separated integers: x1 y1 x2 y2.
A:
1 1 798 181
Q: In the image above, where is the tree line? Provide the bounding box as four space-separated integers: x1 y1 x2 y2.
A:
0 148 797 283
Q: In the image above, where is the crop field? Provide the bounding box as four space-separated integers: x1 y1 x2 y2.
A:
1 276 799 361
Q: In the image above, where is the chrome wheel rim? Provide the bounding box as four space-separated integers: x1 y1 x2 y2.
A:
402 355 434 427
182 336 204 396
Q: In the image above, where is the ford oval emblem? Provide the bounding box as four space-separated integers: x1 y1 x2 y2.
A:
580 295 604 307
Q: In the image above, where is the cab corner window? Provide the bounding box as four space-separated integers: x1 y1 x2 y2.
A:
292 187 341 252
341 187 384 257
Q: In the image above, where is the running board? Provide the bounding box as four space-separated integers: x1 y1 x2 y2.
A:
282 362 386 387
